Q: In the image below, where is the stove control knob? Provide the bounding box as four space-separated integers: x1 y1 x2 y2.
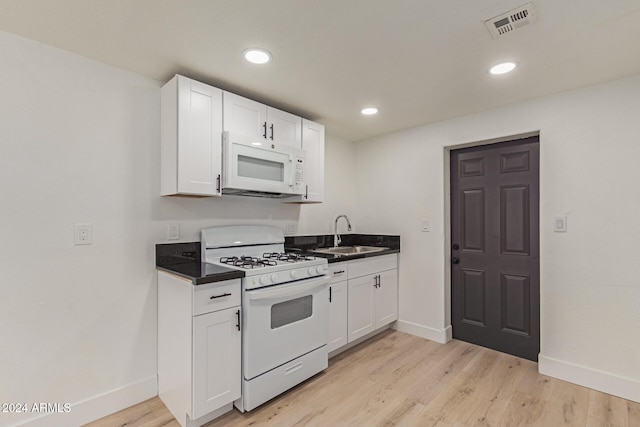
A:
308 267 316 276
271 273 279 282
260 275 270 285
290 270 298 279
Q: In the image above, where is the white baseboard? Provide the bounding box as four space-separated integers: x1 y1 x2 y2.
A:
13 376 158 427
539 354 640 403
393 320 451 344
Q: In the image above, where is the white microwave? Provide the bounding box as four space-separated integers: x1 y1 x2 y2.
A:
222 131 306 197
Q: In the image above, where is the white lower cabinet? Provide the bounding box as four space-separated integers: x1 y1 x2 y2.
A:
158 271 241 427
328 254 398 352
192 308 241 419
347 270 398 342
374 269 399 326
328 261 348 352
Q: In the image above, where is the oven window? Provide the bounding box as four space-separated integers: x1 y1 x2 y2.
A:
238 155 284 182
271 295 313 329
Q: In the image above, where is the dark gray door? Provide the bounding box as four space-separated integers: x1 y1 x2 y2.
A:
450 137 539 361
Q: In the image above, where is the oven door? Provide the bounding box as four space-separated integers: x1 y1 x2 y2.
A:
223 131 305 195
243 275 329 380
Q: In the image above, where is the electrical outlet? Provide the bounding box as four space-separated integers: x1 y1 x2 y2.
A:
285 223 297 236
74 223 92 245
167 223 180 240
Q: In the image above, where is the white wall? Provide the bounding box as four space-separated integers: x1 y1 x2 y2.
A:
0 31 354 427
354 74 640 402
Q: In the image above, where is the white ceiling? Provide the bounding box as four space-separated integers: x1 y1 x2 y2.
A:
1 0 640 141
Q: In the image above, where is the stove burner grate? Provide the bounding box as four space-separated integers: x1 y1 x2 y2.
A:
219 256 278 269
263 252 316 262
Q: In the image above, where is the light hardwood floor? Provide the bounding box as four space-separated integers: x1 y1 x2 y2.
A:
84 330 640 427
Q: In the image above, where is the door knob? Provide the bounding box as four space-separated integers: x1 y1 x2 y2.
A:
451 257 460 264
452 243 460 250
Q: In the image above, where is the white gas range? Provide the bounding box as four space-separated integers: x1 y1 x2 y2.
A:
201 225 330 412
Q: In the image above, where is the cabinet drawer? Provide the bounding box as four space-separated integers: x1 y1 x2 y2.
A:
328 262 348 284
193 279 241 316
348 254 397 279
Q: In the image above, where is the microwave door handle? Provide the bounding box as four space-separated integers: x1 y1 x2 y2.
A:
288 154 294 187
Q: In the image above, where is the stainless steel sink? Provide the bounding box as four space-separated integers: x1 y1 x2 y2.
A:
311 245 388 256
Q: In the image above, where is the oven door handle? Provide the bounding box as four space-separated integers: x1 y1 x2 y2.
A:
246 276 329 301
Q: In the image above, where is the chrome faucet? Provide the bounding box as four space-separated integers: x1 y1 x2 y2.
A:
334 214 352 247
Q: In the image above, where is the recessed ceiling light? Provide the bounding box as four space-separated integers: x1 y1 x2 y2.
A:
489 62 517 75
361 107 378 115
243 48 271 64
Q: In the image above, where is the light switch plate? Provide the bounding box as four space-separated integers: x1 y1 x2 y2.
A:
421 218 430 232
554 216 567 232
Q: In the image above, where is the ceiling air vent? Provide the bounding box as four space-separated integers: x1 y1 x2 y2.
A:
485 2 537 38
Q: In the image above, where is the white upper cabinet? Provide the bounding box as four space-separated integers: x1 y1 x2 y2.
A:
161 75 222 197
282 119 325 203
221 92 265 141
268 107 303 148
223 91 302 148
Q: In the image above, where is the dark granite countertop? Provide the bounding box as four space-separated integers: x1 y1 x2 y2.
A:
156 242 244 285
285 234 400 263
156 233 400 284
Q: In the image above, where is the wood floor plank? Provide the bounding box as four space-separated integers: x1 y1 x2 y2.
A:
83 331 638 427
628 399 640 427
499 390 549 426
405 339 480 406
455 353 530 426
415 348 500 425
586 389 630 427
537 377 590 426
515 360 556 401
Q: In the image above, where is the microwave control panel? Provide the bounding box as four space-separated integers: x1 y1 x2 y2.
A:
294 157 304 186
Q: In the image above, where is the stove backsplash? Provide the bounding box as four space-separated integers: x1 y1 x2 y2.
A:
156 242 200 266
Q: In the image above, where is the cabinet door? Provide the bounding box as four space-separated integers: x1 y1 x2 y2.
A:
161 75 223 196
375 269 398 328
282 119 324 203
267 107 302 148
192 307 241 419
328 280 348 352
222 92 267 140
301 119 324 201
347 274 376 342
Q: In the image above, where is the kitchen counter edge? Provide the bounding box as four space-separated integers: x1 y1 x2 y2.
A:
156 242 244 286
